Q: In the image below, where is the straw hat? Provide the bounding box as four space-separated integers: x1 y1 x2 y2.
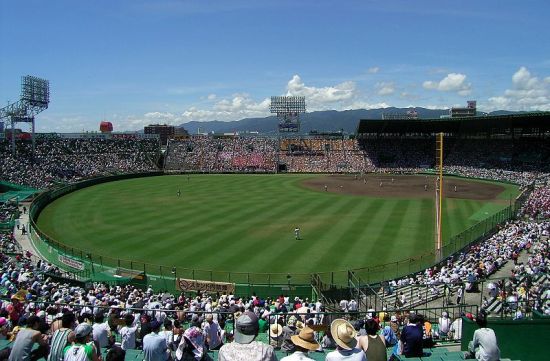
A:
269 323 283 338
330 319 357 350
291 327 320 351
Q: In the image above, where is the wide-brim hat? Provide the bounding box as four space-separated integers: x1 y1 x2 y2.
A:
291 327 320 351
269 323 283 338
330 319 357 350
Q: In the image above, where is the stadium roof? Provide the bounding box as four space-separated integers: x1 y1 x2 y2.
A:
356 112 550 135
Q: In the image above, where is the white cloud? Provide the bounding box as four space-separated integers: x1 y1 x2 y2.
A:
126 94 272 129
119 74 397 130
483 67 550 111
376 82 395 96
144 112 177 123
368 67 380 74
345 101 390 110
285 75 356 109
512 66 539 89
36 115 90 133
423 73 472 95
213 93 270 114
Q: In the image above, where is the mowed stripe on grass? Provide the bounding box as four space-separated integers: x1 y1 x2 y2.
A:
36 174 517 275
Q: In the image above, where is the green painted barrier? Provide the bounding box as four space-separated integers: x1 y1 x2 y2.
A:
461 316 549 361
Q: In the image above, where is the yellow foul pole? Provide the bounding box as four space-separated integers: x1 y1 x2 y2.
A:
435 132 443 261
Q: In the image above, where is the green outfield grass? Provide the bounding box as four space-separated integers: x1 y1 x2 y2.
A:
36 174 519 276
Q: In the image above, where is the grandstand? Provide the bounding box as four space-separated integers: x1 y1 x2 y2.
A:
0 111 549 360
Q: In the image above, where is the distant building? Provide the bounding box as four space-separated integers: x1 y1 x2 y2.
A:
144 124 187 145
382 108 419 120
450 100 477 118
174 126 189 138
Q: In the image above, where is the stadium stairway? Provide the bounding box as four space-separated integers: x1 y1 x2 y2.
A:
483 273 549 316
372 251 533 311
375 282 461 310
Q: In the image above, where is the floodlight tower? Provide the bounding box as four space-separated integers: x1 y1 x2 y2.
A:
0 75 50 155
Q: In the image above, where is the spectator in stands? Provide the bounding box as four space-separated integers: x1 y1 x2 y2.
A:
449 316 463 342
138 314 153 348
358 319 386 361
281 315 299 353
160 318 174 352
269 323 283 350
7 315 48 361
280 327 319 361
48 312 76 361
325 319 365 361
119 314 138 351
464 311 500 361
382 323 397 348
203 313 222 351
105 346 125 361
92 312 112 349
437 311 451 339
218 311 277 361
399 314 423 358
175 326 207 361
62 323 100 361
142 320 169 361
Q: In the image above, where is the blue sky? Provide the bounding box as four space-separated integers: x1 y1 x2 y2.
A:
1 0 549 132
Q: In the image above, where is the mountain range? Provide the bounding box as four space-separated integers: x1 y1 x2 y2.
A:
178 108 520 135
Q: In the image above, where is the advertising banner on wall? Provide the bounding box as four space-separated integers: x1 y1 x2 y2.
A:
176 278 235 294
58 255 85 271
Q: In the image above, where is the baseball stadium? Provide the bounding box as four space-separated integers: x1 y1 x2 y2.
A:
1 88 550 360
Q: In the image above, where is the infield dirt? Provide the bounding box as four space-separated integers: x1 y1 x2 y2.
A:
302 174 505 201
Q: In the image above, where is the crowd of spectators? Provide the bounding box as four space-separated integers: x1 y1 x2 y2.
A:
521 186 550 219
1 134 549 360
0 202 17 225
378 220 549 315
165 137 372 173
3 136 550 189
0 138 159 189
0 202 20 254
360 138 433 171
165 137 278 173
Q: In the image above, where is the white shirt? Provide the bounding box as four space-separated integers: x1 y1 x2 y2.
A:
203 321 222 349
450 318 462 341
325 348 367 361
470 328 500 361
159 330 173 349
92 322 111 348
120 325 138 350
438 317 451 334
339 299 348 311
281 351 316 360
